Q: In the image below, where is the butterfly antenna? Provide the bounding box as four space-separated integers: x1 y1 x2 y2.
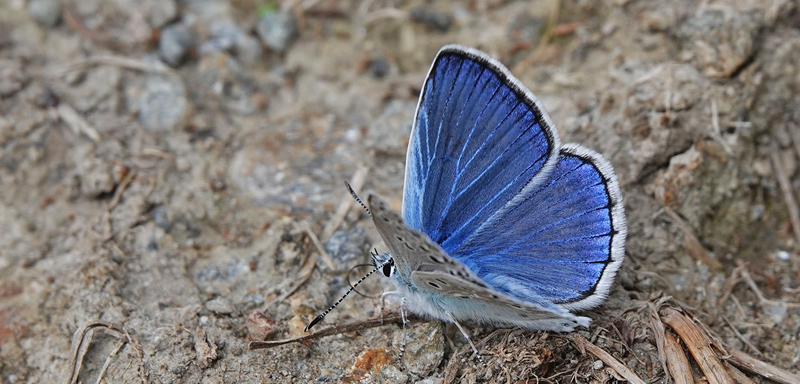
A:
345 181 371 218
347 263 381 298
304 258 391 332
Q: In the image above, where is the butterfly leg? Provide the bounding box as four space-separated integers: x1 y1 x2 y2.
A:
380 290 400 323
399 297 408 360
444 311 486 366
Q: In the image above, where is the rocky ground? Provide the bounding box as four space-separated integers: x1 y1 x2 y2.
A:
1 0 799 383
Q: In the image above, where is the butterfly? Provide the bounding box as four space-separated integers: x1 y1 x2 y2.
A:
307 44 626 349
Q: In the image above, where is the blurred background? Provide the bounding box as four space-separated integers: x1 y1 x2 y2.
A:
0 0 799 382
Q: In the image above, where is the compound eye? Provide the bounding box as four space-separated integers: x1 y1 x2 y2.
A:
381 263 393 277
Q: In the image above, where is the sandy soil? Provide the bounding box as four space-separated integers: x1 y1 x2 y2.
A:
1 0 799 383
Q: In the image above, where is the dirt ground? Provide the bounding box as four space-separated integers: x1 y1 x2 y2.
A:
1 0 800 383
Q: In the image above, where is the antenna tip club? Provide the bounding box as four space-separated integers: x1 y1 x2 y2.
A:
305 315 323 332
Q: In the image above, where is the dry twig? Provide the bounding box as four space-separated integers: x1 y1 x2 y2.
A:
123 329 150 384
249 313 405 350
661 308 734 384
58 55 177 77
724 347 800 384
299 223 336 271
94 340 126 384
647 302 670 381
569 334 646 384
663 332 694 384
57 103 101 142
720 315 762 357
67 320 127 384
739 265 800 308
108 170 136 211
710 99 734 156
769 140 800 245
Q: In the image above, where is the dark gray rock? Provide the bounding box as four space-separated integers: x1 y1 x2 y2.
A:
368 58 391 79
159 24 195 67
410 7 452 32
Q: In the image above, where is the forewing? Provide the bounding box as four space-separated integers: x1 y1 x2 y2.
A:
368 192 478 281
411 270 590 331
403 45 561 253
451 144 627 311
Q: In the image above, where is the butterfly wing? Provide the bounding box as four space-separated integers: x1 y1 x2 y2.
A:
451 144 627 311
410 270 590 331
402 45 561 250
368 193 588 331
402 45 625 311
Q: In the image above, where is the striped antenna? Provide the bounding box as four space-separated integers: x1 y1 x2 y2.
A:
304 258 391 332
345 181 371 218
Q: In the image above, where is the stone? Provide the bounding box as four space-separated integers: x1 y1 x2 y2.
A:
138 76 190 131
159 24 194 67
409 7 452 32
200 21 263 63
205 297 234 315
78 158 116 197
256 11 298 52
28 0 61 27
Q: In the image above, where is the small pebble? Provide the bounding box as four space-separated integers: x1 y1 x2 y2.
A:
200 21 263 63
159 24 194 67
256 11 298 52
28 0 61 27
765 303 787 324
78 158 116 197
776 250 790 261
139 75 189 131
246 311 277 340
205 297 234 315
368 58 391 79
409 7 452 32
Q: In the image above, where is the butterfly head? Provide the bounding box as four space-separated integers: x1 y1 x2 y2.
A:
372 251 395 278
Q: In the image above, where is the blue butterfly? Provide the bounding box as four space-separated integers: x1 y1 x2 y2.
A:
308 45 626 344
